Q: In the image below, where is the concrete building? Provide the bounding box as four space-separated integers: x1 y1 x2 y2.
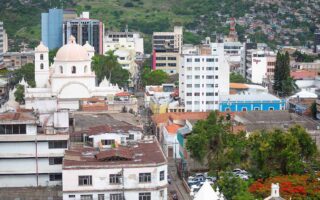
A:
3 51 34 70
0 22 4 68
104 30 144 55
41 8 63 50
314 30 320 53
2 28 8 54
152 26 183 74
245 49 276 84
223 41 243 63
179 43 230 112
62 139 167 200
220 93 285 112
63 12 104 54
0 112 69 187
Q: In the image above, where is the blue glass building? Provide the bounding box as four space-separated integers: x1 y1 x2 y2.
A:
219 93 286 112
41 9 63 50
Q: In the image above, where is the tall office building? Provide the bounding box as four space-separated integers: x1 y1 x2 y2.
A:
41 8 63 50
63 12 103 54
152 26 183 74
0 22 4 68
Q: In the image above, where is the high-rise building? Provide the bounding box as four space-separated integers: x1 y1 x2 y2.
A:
179 42 230 112
41 8 63 50
0 22 4 68
3 29 8 54
314 30 320 53
63 12 104 54
152 26 183 74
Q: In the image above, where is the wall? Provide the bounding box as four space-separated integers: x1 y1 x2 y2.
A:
219 100 285 112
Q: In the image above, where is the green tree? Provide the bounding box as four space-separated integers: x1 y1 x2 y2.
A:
217 173 255 200
230 72 246 83
14 84 25 104
273 52 296 97
141 67 169 85
310 101 317 119
92 51 130 88
13 63 35 87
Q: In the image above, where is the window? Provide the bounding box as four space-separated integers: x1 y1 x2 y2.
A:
139 193 151 200
139 173 151 183
49 157 63 165
168 63 176 67
69 195 76 198
194 84 200 88
195 58 200 62
206 67 213 70
195 67 200 71
206 101 214 104
40 63 44 70
79 176 92 186
72 66 76 74
84 66 87 73
48 140 67 149
194 92 200 96
194 75 200 79
194 101 200 105
60 66 63 74
206 75 214 79
127 134 134 140
186 101 192 105
40 54 44 60
206 84 214 88
215 92 218 96
110 194 124 200
269 107 274 111
98 194 105 200
254 107 260 111
242 107 247 111
49 173 62 181
101 139 115 145
187 67 192 71
215 84 219 88
215 58 218 62
160 190 164 197
160 171 165 181
109 174 122 184
215 75 218 79
186 75 192 79
168 57 176 60
186 58 192 62
206 93 214 96
206 58 214 62
80 195 93 200
225 108 230 112
0 124 26 134
186 93 192 96
215 67 219 70
186 84 192 88
156 63 166 67
156 57 166 60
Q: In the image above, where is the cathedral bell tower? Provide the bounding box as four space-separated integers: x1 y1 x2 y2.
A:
35 42 50 88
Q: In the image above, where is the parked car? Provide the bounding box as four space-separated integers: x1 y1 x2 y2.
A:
188 177 202 187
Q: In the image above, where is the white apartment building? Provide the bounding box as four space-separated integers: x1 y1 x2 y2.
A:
0 112 69 187
152 26 183 74
245 49 276 84
63 139 167 200
104 31 144 55
223 41 243 63
179 43 230 112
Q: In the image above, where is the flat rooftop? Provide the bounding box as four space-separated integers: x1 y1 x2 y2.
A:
63 140 167 169
0 112 36 124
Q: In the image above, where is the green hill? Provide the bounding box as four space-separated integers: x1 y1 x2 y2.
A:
0 0 319 52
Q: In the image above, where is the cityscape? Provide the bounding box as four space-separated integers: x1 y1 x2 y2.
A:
0 0 320 200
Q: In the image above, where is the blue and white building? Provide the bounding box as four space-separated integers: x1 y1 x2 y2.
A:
219 93 286 112
41 8 63 50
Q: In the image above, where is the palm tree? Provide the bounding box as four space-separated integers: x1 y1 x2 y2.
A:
105 50 120 81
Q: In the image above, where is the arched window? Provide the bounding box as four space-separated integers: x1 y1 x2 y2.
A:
40 54 44 60
84 65 87 73
60 66 63 74
40 63 44 69
72 66 76 74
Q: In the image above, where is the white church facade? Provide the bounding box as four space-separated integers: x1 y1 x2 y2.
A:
25 36 122 114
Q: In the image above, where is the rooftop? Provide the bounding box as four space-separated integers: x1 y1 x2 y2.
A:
71 124 142 136
165 124 183 134
291 70 318 80
230 83 248 89
152 112 210 124
63 140 167 169
0 112 36 124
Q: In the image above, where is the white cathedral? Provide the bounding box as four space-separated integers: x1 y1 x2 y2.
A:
25 36 121 113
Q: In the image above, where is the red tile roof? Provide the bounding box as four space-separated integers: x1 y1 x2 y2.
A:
0 112 36 122
165 124 183 134
291 70 317 80
152 112 210 124
116 91 131 97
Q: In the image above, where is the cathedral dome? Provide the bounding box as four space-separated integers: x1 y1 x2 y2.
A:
55 36 90 61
